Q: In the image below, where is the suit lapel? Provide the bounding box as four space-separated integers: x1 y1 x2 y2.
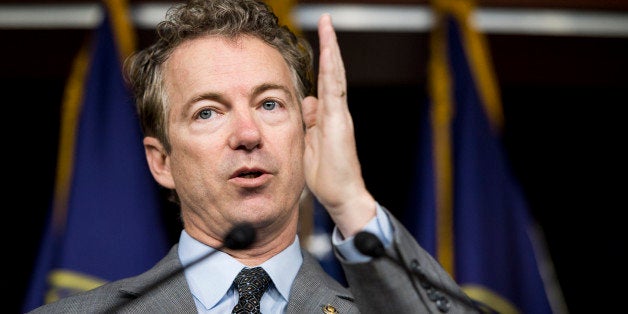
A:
116 244 198 313
287 250 359 314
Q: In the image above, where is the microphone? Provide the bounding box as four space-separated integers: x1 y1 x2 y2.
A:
107 223 256 312
222 222 257 250
354 231 495 314
354 230 386 258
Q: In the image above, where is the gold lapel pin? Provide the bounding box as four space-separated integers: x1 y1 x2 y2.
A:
322 304 338 314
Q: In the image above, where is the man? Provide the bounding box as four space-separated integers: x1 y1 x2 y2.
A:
29 0 478 313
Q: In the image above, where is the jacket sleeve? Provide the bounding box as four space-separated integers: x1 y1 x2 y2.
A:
335 206 481 314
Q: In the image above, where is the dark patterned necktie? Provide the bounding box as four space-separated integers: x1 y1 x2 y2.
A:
232 267 271 314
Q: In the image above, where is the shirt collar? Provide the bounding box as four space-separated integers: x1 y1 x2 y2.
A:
178 230 302 310
259 236 302 301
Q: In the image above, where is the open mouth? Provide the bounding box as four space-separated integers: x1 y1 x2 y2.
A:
230 168 270 187
238 171 263 178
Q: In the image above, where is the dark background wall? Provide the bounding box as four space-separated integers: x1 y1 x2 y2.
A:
3 1 627 313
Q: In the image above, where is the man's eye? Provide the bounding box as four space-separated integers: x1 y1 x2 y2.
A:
262 100 277 110
198 109 213 119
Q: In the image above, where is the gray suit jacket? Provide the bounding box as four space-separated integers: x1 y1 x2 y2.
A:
28 208 478 314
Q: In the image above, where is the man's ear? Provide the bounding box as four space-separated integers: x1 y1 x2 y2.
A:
144 136 176 189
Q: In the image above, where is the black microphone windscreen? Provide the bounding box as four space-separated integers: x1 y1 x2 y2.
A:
223 223 256 250
354 231 386 258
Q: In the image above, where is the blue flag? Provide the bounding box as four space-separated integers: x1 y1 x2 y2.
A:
405 1 565 313
311 198 347 286
22 2 170 312
298 189 347 286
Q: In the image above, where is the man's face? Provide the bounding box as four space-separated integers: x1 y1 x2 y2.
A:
161 35 305 237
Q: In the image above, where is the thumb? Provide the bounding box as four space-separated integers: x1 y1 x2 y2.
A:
301 96 318 129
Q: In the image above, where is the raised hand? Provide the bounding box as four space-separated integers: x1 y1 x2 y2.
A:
301 14 377 238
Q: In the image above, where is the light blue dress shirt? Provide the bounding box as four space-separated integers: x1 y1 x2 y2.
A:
179 202 393 313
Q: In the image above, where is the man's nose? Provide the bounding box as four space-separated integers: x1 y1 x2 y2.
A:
228 108 262 151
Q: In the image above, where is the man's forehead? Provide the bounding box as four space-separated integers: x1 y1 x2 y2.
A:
161 36 297 106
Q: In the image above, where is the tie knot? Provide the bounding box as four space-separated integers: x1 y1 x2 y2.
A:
232 267 271 314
